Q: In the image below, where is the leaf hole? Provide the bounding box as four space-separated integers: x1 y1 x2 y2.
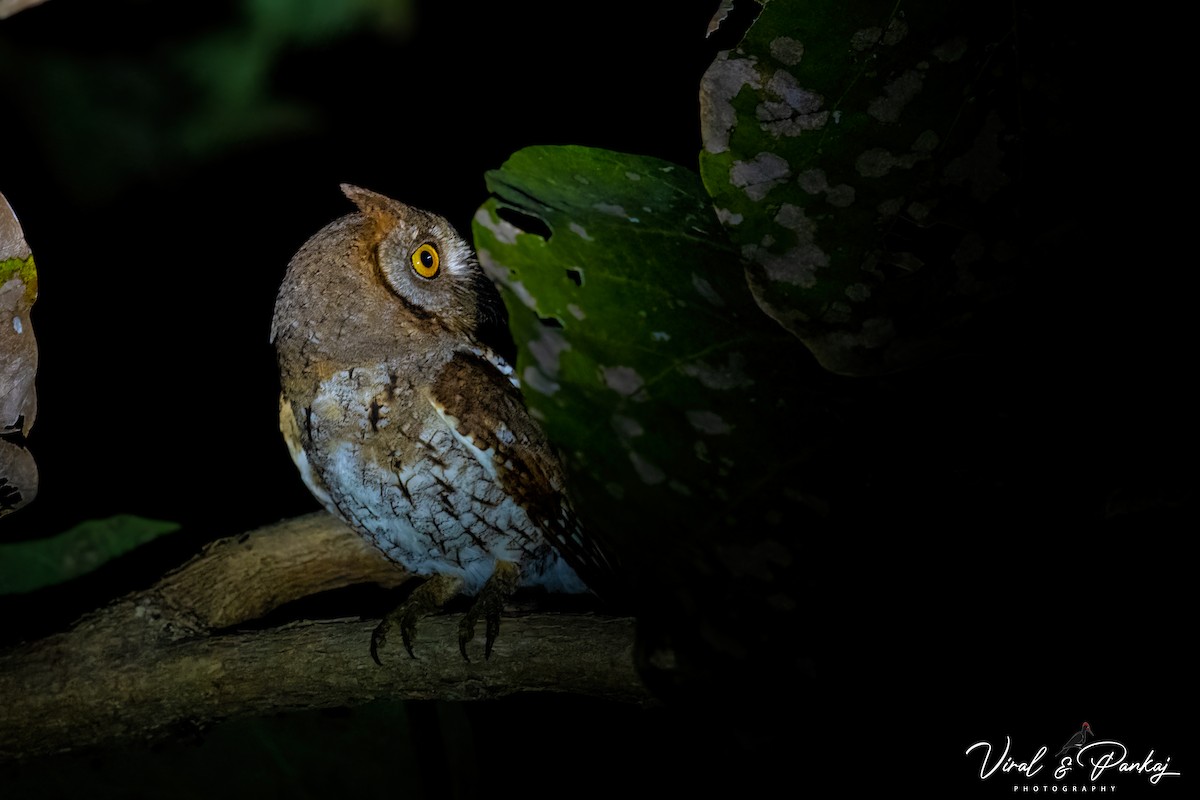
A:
496 206 552 241
538 316 564 329
1 417 29 449
0 478 24 511
566 268 583 287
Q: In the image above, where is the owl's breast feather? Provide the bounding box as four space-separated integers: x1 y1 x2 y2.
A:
287 363 582 595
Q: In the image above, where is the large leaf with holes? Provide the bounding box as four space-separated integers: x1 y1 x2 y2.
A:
473 146 829 693
699 0 1021 375
474 146 811 542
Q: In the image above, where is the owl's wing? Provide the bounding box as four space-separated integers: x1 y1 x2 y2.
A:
428 349 616 596
279 394 338 516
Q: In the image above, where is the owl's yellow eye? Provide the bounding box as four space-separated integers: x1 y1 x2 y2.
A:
411 243 440 279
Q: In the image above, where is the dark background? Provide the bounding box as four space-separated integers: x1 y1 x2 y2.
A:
1 1 1190 796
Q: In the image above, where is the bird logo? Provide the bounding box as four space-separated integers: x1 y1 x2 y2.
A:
1054 721 1094 760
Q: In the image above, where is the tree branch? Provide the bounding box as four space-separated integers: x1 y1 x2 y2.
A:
0 513 645 761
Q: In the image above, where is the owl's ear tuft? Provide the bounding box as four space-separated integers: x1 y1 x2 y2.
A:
341 184 406 223
343 183 388 214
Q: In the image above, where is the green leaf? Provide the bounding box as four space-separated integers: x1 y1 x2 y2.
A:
699 0 1021 375
0 515 181 594
472 145 826 569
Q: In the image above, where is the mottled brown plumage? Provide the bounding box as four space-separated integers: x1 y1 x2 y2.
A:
271 184 604 660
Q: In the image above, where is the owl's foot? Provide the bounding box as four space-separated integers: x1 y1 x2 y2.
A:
371 574 463 664
458 560 520 661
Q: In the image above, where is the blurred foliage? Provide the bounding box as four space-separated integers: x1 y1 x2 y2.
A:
0 0 413 200
700 0 1021 375
174 0 412 155
0 513 179 593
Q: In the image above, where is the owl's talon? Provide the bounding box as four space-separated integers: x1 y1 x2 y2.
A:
371 610 417 663
484 608 502 660
458 560 520 661
458 614 476 663
399 610 419 658
371 575 463 663
369 620 390 666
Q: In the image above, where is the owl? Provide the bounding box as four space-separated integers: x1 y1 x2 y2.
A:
271 184 609 662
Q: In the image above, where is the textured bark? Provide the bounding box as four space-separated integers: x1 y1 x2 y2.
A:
0 512 645 761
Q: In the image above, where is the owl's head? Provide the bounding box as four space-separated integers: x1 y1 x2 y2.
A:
341 184 497 338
